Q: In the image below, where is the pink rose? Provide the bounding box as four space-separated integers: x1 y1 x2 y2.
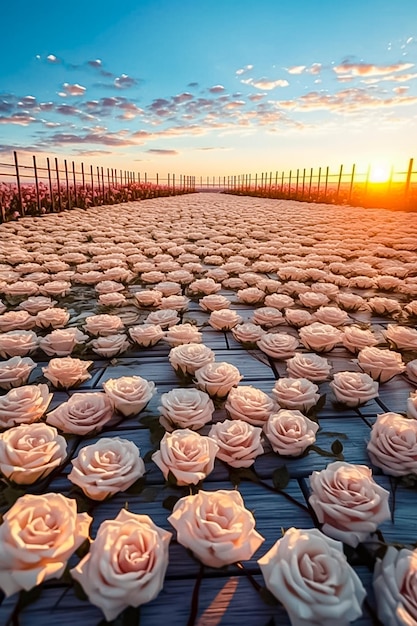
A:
209 419 263 467
285 308 314 328
129 323 164 347
336 292 368 311
368 296 402 316
299 291 330 308
341 325 378 353
155 281 182 296
84 313 124 336
252 306 285 328
373 546 417 626
264 409 318 456
286 352 332 382
4 280 39 297
406 359 417 384
134 289 163 307
95 280 124 294
169 342 215 375
46 392 114 435
330 371 379 407
0 329 39 358
194 361 243 397
90 333 130 357
384 324 417 350
102 375 156 416
258 527 366 626
145 308 180 328
159 295 189 311
35 307 70 329
199 294 231 311
367 412 417 476
313 305 349 326
231 322 265 344
158 388 214 431
271 377 320 412
42 356 93 389
168 489 264 567
164 323 202 346
309 461 391 547
236 287 265 304
0 384 52 429
19 296 57 314
98 292 127 307
299 322 342 352
208 308 242 330
407 391 417 420
40 280 71 297
225 385 275 426
256 332 299 359
358 346 406 382
0 356 36 390
0 493 91 597
152 428 219 485
265 293 295 309
68 437 145 500
71 510 171 621
39 327 88 357
0 310 36 332
0 422 67 484
188 277 222 295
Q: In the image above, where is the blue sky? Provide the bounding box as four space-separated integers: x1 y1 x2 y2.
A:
1 0 416 178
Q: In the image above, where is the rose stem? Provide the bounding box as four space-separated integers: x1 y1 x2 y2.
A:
186 562 204 626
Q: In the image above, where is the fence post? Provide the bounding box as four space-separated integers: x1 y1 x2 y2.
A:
280 171 284 193
13 151 24 216
404 157 414 199
101 167 105 203
295 169 299 198
47 157 55 212
364 164 371 197
317 166 321 199
288 170 292 198
302 168 306 198
55 158 62 211
81 162 85 189
336 164 343 201
324 166 329 199
90 165 94 205
308 168 313 197
33 155 41 215
64 160 71 209
72 161 77 206
348 164 355 201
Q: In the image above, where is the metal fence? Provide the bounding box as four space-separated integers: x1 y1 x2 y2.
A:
0 152 196 221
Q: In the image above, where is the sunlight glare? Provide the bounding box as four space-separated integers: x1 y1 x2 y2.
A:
369 162 391 183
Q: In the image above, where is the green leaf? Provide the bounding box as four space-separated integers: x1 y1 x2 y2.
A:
141 487 158 502
75 538 91 559
272 466 290 491
72 579 89 602
17 585 43 611
163 495 180 511
143 449 157 463
0 484 26 507
229 467 259 487
166 471 178 487
331 439 344 456
400 473 417 489
259 587 279 606
124 477 146 495
98 605 141 626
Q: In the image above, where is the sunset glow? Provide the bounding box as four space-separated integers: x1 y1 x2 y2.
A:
368 163 392 184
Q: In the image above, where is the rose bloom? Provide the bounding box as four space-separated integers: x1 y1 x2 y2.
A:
0 492 90 598
264 409 318 456
103 375 156 417
236 287 265 304
155 281 182 296
141 271 166 284
169 342 215 376
258 527 366 626
299 322 342 352
84 313 124 336
42 356 93 389
257 332 299 360
367 412 417 477
313 306 349 327
299 291 330 308
357 346 406 382
0 356 36 390
309 461 391 547
285 308 314 328
0 310 36 332
231 322 265 344
90 333 130 357
404 300 417 317
0 383 52 429
35 307 70 329
145 308 180 328
264 293 295 310
39 327 88 357
46 392 114 435
168 489 264 567
225 385 275 426
330 371 379 407
336 292 368 311
0 422 67 484
134 289 163 308
19 295 57 314
286 353 331 382
271 377 320 412
373 546 417 626
159 388 214 431
252 307 285 328
70 510 171 622
368 296 402 316
341 325 379 353
98 292 127 307
199 294 231 311
129 323 164 347
209 308 242 330
68 437 145 500
407 391 417 420
194 361 243 397
95 280 125 294
209 419 263 467
159 294 189 312
4 280 39 297
384 324 417 351
40 280 71 297
188 277 222 295
0 329 39 358
406 359 417 384
164 323 202 347
167 269 194 284
152 428 219 485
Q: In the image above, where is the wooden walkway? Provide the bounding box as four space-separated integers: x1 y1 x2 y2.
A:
0 194 416 625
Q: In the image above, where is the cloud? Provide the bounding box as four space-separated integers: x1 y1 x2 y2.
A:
248 93 267 101
48 130 136 147
333 61 414 78
46 54 60 63
173 92 194 103
393 86 410 95
236 65 254 75
241 77 289 90
0 114 36 126
361 72 417 85
307 63 322 75
114 74 137 89
61 83 87 96
146 149 179 155
209 85 225 93
287 65 306 75
87 59 102 68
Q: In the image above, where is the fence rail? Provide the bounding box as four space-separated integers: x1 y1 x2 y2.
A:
221 158 417 210
0 152 196 222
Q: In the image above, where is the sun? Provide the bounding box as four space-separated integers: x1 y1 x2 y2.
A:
368 162 391 183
